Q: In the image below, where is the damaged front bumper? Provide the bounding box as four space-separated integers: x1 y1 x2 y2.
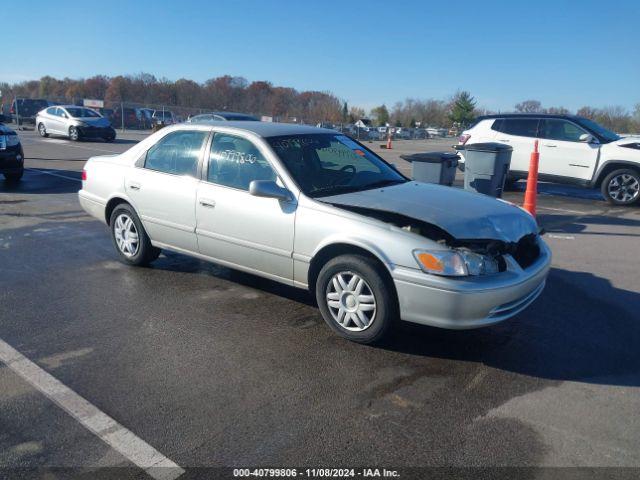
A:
392 237 551 329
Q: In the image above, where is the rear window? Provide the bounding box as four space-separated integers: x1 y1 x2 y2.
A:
492 118 539 137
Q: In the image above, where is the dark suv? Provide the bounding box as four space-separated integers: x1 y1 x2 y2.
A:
0 123 24 181
10 98 50 125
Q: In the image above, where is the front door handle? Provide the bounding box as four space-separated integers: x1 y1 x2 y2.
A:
544 144 557 148
199 198 216 208
128 182 141 190
498 138 510 142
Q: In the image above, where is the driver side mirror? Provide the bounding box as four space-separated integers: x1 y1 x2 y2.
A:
249 180 293 202
579 133 596 143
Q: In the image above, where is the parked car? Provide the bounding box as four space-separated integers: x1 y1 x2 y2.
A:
152 110 175 125
136 108 154 129
395 127 412 139
426 127 447 138
188 112 259 123
10 98 49 125
97 108 115 125
36 106 116 142
79 122 550 343
0 122 24 181
112 107 138 129
459 114 640 205
368 129 384 140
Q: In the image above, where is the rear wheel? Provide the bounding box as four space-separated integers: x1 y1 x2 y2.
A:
38 123 48 137
315 254 396 344
69 126 80 141
601 168 640 206
109 204 161 266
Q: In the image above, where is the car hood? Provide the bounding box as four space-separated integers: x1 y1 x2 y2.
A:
320 182 539 242
76 117 111 127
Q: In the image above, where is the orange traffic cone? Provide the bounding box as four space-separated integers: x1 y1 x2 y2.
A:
386 132 392 150
522 140 540 217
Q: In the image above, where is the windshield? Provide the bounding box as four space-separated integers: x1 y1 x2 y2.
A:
66 107 101 118
267 133 407 198
575 117 620 143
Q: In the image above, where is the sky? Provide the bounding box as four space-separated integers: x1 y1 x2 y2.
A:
3 0 639 112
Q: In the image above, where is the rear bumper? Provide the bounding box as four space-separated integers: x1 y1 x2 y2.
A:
78 190 107 223
393 238 551 329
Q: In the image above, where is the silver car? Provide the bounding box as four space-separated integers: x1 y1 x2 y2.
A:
79 122 551 343
36 105 116 142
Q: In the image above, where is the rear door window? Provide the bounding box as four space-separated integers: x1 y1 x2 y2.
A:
538 119 588 142
144 130 208 177
498 118 539 137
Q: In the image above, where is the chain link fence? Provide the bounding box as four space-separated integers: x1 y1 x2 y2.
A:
0 95 456 140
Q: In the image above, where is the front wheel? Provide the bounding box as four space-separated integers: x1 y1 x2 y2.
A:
601 169 640 206
110 204 161 266
69 126 80 141
38 123 49 137
315 254 396 344
4 169 24 182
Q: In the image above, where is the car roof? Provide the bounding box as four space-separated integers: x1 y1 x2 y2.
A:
177 121 337 138
477 113 582 121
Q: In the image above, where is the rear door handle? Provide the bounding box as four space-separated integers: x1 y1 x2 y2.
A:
544 144 557 148
199 198 216 208
128 182 141 190
498 138 510 142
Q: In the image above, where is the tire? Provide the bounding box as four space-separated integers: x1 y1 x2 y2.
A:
38 123 49 138
109 204 161 266
601 168 640 206
69 126 80 141
315 254 397 344
104 134 116 143
4 169 24 182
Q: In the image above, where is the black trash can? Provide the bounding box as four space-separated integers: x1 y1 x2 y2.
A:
456 143 512 197
400 152 459 186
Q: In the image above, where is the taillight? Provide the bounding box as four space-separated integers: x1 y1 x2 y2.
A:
458 133 471 145
81 170 87 181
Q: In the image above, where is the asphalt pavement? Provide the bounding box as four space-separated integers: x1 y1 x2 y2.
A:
1 128 640 479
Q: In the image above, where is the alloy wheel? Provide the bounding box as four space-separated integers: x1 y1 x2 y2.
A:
114 213 139 257
608 173 640 203
325 271 376 331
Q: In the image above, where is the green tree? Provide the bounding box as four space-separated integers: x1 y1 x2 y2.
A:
410 118 416 128
341 102 348 123
371 104 390 126
448 91 476 127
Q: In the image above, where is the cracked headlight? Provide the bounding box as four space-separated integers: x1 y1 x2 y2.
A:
413 249 499 277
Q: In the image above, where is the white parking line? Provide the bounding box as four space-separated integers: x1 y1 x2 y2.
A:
20 136 121 154
0 338 184 480
537 205 593 215
26 168 81 182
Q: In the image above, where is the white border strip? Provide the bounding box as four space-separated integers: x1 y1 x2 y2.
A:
0 338 184 480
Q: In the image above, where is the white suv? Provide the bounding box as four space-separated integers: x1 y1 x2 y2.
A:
459 114 640 205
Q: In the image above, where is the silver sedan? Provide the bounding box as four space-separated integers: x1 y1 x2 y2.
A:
79 122 551 343
36 105 116 142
